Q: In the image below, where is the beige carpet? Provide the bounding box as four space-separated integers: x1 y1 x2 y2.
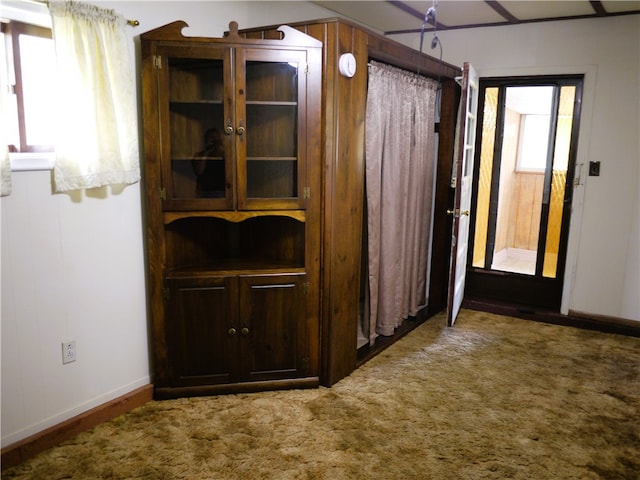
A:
4 309 640 479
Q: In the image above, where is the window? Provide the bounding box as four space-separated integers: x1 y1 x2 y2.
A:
517 113 551 172
2 20 55 153
506 85 554 173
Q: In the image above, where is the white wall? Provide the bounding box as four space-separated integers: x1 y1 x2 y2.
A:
0 1 333 448
392 15 640 321
1 171 150 446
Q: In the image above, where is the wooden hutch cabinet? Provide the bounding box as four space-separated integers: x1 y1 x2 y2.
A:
141 21 322 398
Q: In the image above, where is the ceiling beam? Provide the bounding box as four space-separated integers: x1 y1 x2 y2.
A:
590 1 607 16
386 0 449 28
382 2 640 35
485 0 520 23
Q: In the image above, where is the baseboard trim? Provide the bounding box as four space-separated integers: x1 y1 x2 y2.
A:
463 298 640 337
1 384 154 471
567 309 640 334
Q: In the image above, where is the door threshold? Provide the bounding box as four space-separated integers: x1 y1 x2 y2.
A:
462 298 640 337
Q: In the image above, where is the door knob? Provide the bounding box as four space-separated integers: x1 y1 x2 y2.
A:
228 327 237 336
447 209 470 216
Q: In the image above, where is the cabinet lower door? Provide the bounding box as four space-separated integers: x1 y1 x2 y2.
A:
165 276 239 386
238 273 310 382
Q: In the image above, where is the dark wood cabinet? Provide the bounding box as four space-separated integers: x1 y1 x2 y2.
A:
238 273 309 382
165 273 309 388
165 275 236 386
141 21 322 398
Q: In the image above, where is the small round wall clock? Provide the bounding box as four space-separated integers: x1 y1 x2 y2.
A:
338 52 357 78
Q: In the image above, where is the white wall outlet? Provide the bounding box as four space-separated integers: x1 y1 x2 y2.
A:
62 341 76 364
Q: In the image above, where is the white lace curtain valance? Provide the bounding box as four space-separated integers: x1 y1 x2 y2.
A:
49 0 139 193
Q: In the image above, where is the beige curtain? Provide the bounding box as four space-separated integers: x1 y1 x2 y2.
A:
49 1 139 192
365 61 437 343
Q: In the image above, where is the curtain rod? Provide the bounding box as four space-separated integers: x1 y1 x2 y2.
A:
19 0 139 26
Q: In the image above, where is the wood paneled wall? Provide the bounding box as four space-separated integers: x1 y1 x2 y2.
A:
509 172 544 251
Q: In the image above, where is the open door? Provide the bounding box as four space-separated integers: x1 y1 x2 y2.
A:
447 63 479 326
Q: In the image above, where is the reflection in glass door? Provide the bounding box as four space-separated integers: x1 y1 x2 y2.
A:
467 76 583 309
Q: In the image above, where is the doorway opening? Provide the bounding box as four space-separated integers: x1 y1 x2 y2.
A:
465 76 583 310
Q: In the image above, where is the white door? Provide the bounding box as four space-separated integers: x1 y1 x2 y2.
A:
447 63 479 326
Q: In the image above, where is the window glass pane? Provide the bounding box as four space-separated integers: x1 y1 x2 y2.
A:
168 56 226 200
472 87 498 268
504 86 553 172
518 114 551 170
245 60 298 199
19 33 55 146
543 86 576 278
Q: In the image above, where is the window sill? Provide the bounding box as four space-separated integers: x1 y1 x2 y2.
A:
9 152 55 172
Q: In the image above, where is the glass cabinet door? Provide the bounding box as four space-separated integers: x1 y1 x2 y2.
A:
158 45 308 211
161 46 233 210
236 49 307 210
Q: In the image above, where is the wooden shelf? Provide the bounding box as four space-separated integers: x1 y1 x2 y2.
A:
170 100 223 104
246 157 297 161
246 101 297 106
166 262 306 278
172 156 224 161
164 210 305 224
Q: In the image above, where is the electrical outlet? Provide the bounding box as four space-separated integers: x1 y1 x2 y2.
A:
589 161 600 176
62 341 76 364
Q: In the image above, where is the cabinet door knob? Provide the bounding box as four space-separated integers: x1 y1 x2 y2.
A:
241 327 249 336
228 327 237 336
236 125 245 136
225 119 234 135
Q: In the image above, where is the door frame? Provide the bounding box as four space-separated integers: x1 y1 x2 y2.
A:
465 73 585 311
464 65 596 315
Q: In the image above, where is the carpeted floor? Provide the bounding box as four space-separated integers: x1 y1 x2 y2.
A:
3 309 640 479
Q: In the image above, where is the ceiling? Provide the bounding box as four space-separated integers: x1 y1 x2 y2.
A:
313 1 640 35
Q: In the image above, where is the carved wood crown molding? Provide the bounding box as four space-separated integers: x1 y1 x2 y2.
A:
140 20 322 49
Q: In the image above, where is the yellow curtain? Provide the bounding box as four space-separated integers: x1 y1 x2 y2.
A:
49 1 139 192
